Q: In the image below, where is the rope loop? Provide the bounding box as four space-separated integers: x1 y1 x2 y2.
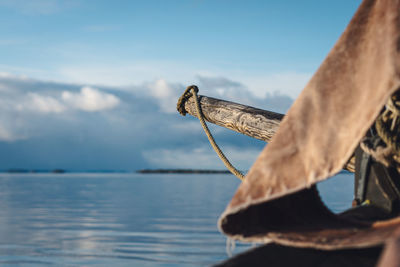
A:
176 85 198 116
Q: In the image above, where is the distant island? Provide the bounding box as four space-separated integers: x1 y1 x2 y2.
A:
137 169 232 174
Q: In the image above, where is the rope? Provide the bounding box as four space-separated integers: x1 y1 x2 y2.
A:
177 85 245 181
361 89 400 171
376 96 400 156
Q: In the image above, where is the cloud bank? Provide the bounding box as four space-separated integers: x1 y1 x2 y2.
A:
0 73 293 171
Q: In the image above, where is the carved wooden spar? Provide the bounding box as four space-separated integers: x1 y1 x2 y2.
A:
180 94 355 172
182 95 283 142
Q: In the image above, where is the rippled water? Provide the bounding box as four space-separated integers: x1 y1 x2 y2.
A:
0 172 353 266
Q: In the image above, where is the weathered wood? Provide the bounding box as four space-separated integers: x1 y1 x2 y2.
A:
184 95 283 142
182 95 355 173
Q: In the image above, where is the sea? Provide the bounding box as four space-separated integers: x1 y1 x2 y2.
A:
0 171 354 266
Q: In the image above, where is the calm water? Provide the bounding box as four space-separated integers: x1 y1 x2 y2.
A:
0 172 353 266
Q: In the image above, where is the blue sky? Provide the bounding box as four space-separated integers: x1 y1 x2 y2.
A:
0 0 362 171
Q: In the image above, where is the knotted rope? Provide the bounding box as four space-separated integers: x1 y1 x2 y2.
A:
177 85 245 181
361 89 400 171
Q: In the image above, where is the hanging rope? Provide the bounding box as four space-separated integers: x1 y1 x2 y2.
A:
177 85 245 181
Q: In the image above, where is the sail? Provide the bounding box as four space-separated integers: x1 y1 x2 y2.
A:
219 0 400 249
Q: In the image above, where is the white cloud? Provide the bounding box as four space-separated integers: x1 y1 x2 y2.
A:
147 79 184 113
0 72 278 172
148 79 173 99
0 72 292 150
62 86 120 112
10 87 119 114
0 76 122 141
19 93 66 113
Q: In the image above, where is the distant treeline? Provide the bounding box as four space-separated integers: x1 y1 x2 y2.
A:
137 169 232 174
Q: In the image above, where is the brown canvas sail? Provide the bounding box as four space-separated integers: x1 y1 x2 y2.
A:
219 0 400 249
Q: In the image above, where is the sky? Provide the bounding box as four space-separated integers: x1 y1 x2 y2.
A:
0 0 362 171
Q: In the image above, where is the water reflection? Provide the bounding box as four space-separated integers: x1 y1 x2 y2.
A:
0 172 353 266
0 173 248 266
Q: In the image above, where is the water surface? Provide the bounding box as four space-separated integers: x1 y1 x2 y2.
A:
0 172 353 266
